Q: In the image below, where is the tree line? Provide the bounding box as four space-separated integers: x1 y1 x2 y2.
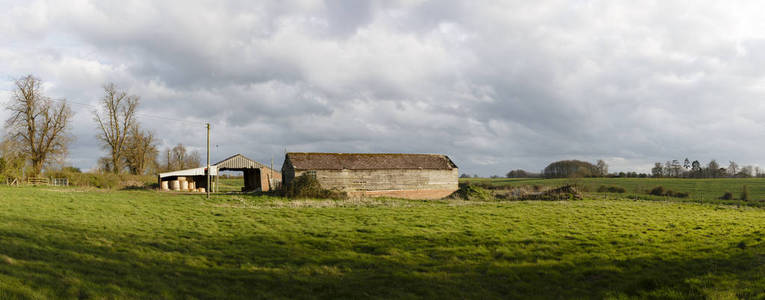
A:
0 74 200 182
651 159 763 178
501 158 764 179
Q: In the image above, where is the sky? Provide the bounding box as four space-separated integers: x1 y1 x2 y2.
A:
3 0 765 176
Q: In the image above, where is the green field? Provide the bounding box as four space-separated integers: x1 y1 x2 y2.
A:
1 185 764 299
464 177 765 204
216 177 246 192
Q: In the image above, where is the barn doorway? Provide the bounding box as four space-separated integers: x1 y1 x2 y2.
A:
213 154 282 192
218 168 261 192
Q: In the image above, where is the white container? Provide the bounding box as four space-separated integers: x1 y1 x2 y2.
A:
170 180 180 191
180 180 189 191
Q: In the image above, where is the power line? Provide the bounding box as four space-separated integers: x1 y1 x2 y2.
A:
49 98 205 126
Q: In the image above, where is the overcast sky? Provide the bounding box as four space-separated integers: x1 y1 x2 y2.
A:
3 1 765 176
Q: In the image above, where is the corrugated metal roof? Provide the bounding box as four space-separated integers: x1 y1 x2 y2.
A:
158 166 218 178
214 153 280 174
285 153 458 170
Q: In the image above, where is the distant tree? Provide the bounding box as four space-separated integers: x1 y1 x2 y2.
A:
123 124 158 175
506 169 529 178
94 83 139 174
163 144 201 171
651 162 664 178
691 160 702 173
596 159 608 177
542 160 598 178
664 161 672 177
738 165 753 178
97 157 113 173
4 75 73 176
727 161 739 177
683 158 691 170
671 160 682 177
460 173 471 178
708 160 720 178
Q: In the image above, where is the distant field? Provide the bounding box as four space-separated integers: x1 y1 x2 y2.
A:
216 177 245 192
462 177 765 204
0 186 763 299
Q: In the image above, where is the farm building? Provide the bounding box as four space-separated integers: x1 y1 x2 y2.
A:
157 166 217 192
282 152 459 199
158 153 280 192
214 154 281 192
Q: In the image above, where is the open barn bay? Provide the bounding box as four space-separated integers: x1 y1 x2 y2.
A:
1 187 764 299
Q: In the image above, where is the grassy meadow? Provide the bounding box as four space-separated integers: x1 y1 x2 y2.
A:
0 184 764 299
464 177 765 205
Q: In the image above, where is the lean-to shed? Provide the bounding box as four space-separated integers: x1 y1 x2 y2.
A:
158 166 217 192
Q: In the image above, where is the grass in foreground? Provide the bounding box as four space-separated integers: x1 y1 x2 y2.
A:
0 186 764 299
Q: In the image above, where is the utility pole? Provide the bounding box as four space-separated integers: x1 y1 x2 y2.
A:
206 123 210 199
270 155 274 191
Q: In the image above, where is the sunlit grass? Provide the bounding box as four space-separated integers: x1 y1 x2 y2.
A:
0 186 763 299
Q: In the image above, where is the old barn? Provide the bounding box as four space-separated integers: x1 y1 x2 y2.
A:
158 153 280 192
282 153 458 199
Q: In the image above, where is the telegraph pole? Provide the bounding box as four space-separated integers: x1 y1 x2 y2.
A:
206 123 210 199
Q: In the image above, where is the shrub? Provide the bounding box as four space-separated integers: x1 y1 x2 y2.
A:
453 184 493 201
672 191 689 198
720 191 733 200
608 186 626 193
283 173 346 199
597 185 626 193
649 186 665 196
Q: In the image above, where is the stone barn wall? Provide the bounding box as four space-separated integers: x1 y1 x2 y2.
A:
292 168 458 199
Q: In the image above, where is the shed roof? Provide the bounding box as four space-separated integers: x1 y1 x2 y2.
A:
285 153 457 170
214 153 268 170
158 166 218 178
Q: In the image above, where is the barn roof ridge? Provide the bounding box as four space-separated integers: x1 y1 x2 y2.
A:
214 153 279 172
214 153 252 165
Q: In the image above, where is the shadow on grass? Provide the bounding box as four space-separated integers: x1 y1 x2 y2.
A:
0 216 763 299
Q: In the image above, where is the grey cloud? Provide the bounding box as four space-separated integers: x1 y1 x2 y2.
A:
3 1 765 176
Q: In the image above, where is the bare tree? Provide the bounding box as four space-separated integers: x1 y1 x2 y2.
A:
94 83 139 174
727 161 739 177
163 143 201 170
124 124 158 175
4 75 73 176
